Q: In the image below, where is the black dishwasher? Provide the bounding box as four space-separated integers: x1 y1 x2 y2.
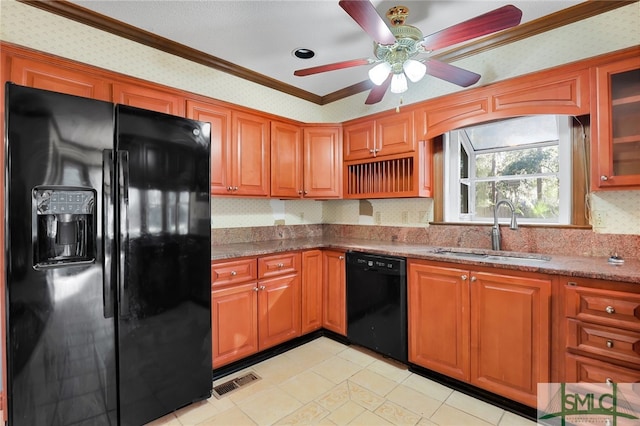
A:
346 251 407 363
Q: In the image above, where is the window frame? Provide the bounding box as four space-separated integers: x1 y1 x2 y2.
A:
443 115 573 225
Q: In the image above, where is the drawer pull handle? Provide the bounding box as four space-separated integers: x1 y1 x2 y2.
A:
605 306 615 314
606 378 613 386
230 271 237 276
277 263 284 268
606 340 614 348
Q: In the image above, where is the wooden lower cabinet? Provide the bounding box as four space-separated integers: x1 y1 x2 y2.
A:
301 250 323 334
470 271 551 407
322 250 346 335
408 262 470 381
408 259 551 407
211 282 259 367
211 253 301 368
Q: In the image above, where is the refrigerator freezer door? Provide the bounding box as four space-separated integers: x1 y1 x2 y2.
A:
115 105 212 425
5 84 118 424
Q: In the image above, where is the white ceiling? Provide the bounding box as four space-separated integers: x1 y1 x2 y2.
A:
69 0 584 97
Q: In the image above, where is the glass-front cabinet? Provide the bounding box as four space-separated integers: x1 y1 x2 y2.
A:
592 57 640 189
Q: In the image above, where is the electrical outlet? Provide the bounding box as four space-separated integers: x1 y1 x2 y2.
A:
593 211 606 227
375 211 382 225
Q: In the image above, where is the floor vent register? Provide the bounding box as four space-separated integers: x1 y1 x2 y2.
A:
212 371 261 399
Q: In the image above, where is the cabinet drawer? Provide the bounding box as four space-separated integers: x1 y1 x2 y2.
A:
567 319 640 366
258 253 300 279
565 354 640 383
211 258 257 287
566 286 640 331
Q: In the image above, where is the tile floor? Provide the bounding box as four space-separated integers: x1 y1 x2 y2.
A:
149 337 538 426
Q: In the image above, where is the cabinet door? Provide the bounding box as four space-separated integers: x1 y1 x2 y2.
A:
304 126 342 199
376 110 415 156
9 56 110 101
408 261 470 381
211 282 259 368
322 250 346 335
301 250 323 334
186 100 232 195
343 120 375 161
258 274 301 350
470 272 551 407
231 111 271 196
592 56 640 189
112 82 185 116
270 121 303 198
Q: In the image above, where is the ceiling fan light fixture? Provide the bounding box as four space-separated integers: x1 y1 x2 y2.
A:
368 62 391 85
390 72 408 94
403 59 426 83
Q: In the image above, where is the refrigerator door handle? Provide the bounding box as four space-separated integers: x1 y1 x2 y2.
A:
103 150 115 318
118 150 130 317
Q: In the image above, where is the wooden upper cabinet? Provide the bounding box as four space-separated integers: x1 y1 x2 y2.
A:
375 110 415 157
8 56 110 101
343 119 375 161
303 126 342 199
271 124 342 199
230 111 271 196
270 121 303 198
112 82 185 116
344 111 414 161
591 56 640 190
186 100 232 195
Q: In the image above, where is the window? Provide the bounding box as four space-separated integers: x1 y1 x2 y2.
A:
444 115 572 224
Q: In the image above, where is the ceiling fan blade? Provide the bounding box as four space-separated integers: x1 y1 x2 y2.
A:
339 0 397 45
365 74 392 104
294 58 374 76
425 59 481 87
422 5 522 51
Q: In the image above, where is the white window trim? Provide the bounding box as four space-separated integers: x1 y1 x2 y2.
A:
444 116 572 225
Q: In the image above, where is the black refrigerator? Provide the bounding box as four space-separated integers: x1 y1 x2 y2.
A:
4 83 213 425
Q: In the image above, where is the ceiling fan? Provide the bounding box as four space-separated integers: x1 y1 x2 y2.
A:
294 0 523 104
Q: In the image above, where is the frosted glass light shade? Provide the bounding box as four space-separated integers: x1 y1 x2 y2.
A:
390 73 408 94
368 62 391 85
403 59 426 83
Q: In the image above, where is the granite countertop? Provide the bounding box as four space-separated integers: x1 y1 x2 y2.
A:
211 237 640 284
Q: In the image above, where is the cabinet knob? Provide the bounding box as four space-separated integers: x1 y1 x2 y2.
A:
600 175 609 181
461 275 468 280
230 270 237 276
339 256 344 260
227 186 233 191
303 190 308 195
259 285 266 291
233 186 239 191
253 287 259 292
605 377 614 386
277 263 284 268
606 340 614 348
470 276 477 282
605 305 615 314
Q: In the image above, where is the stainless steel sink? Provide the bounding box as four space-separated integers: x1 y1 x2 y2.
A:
433 249 550 263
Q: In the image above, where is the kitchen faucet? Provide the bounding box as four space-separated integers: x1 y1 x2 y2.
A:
492 200 518 251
